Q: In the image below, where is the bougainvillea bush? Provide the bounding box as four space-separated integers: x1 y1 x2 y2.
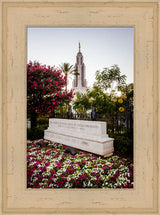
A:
27 139 133 189
27 61 74 128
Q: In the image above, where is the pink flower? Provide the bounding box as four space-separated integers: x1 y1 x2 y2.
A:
57 162 62 168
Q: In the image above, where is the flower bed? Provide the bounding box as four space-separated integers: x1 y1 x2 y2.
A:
27 139 133 188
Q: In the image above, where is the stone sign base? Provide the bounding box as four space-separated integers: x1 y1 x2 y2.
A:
44 119 114 157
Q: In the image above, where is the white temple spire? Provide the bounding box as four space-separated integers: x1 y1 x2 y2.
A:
72 43 87 94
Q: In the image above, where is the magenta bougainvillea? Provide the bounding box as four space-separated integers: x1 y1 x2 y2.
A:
27 61 74 117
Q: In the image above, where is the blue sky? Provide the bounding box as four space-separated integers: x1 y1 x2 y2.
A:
27 27 134 88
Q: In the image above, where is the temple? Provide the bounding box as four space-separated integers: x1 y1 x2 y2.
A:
72 42 87 94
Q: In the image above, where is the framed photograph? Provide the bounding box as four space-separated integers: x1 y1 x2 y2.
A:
0 0 159 214
27 26 134 190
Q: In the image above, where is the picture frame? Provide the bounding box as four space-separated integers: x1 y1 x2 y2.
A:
0 0 159 214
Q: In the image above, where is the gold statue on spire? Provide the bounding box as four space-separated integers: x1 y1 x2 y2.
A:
79 42 81 52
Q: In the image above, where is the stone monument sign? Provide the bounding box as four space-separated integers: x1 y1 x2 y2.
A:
44 118 114 157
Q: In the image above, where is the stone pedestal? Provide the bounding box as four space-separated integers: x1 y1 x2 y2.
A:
44 119 114 156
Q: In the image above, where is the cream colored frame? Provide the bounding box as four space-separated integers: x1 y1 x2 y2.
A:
0 0 160 214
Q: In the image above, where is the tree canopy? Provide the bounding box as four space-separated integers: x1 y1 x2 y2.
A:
95 64 127 93
27 61 74 119
72 92 91 114
86 85 115 114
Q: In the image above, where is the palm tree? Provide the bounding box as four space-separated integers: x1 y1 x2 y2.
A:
58 63 78 91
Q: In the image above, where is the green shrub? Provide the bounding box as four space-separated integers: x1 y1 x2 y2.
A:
109 133 133 155
37 117 49 125
38 124 48 130
27 127 45 140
